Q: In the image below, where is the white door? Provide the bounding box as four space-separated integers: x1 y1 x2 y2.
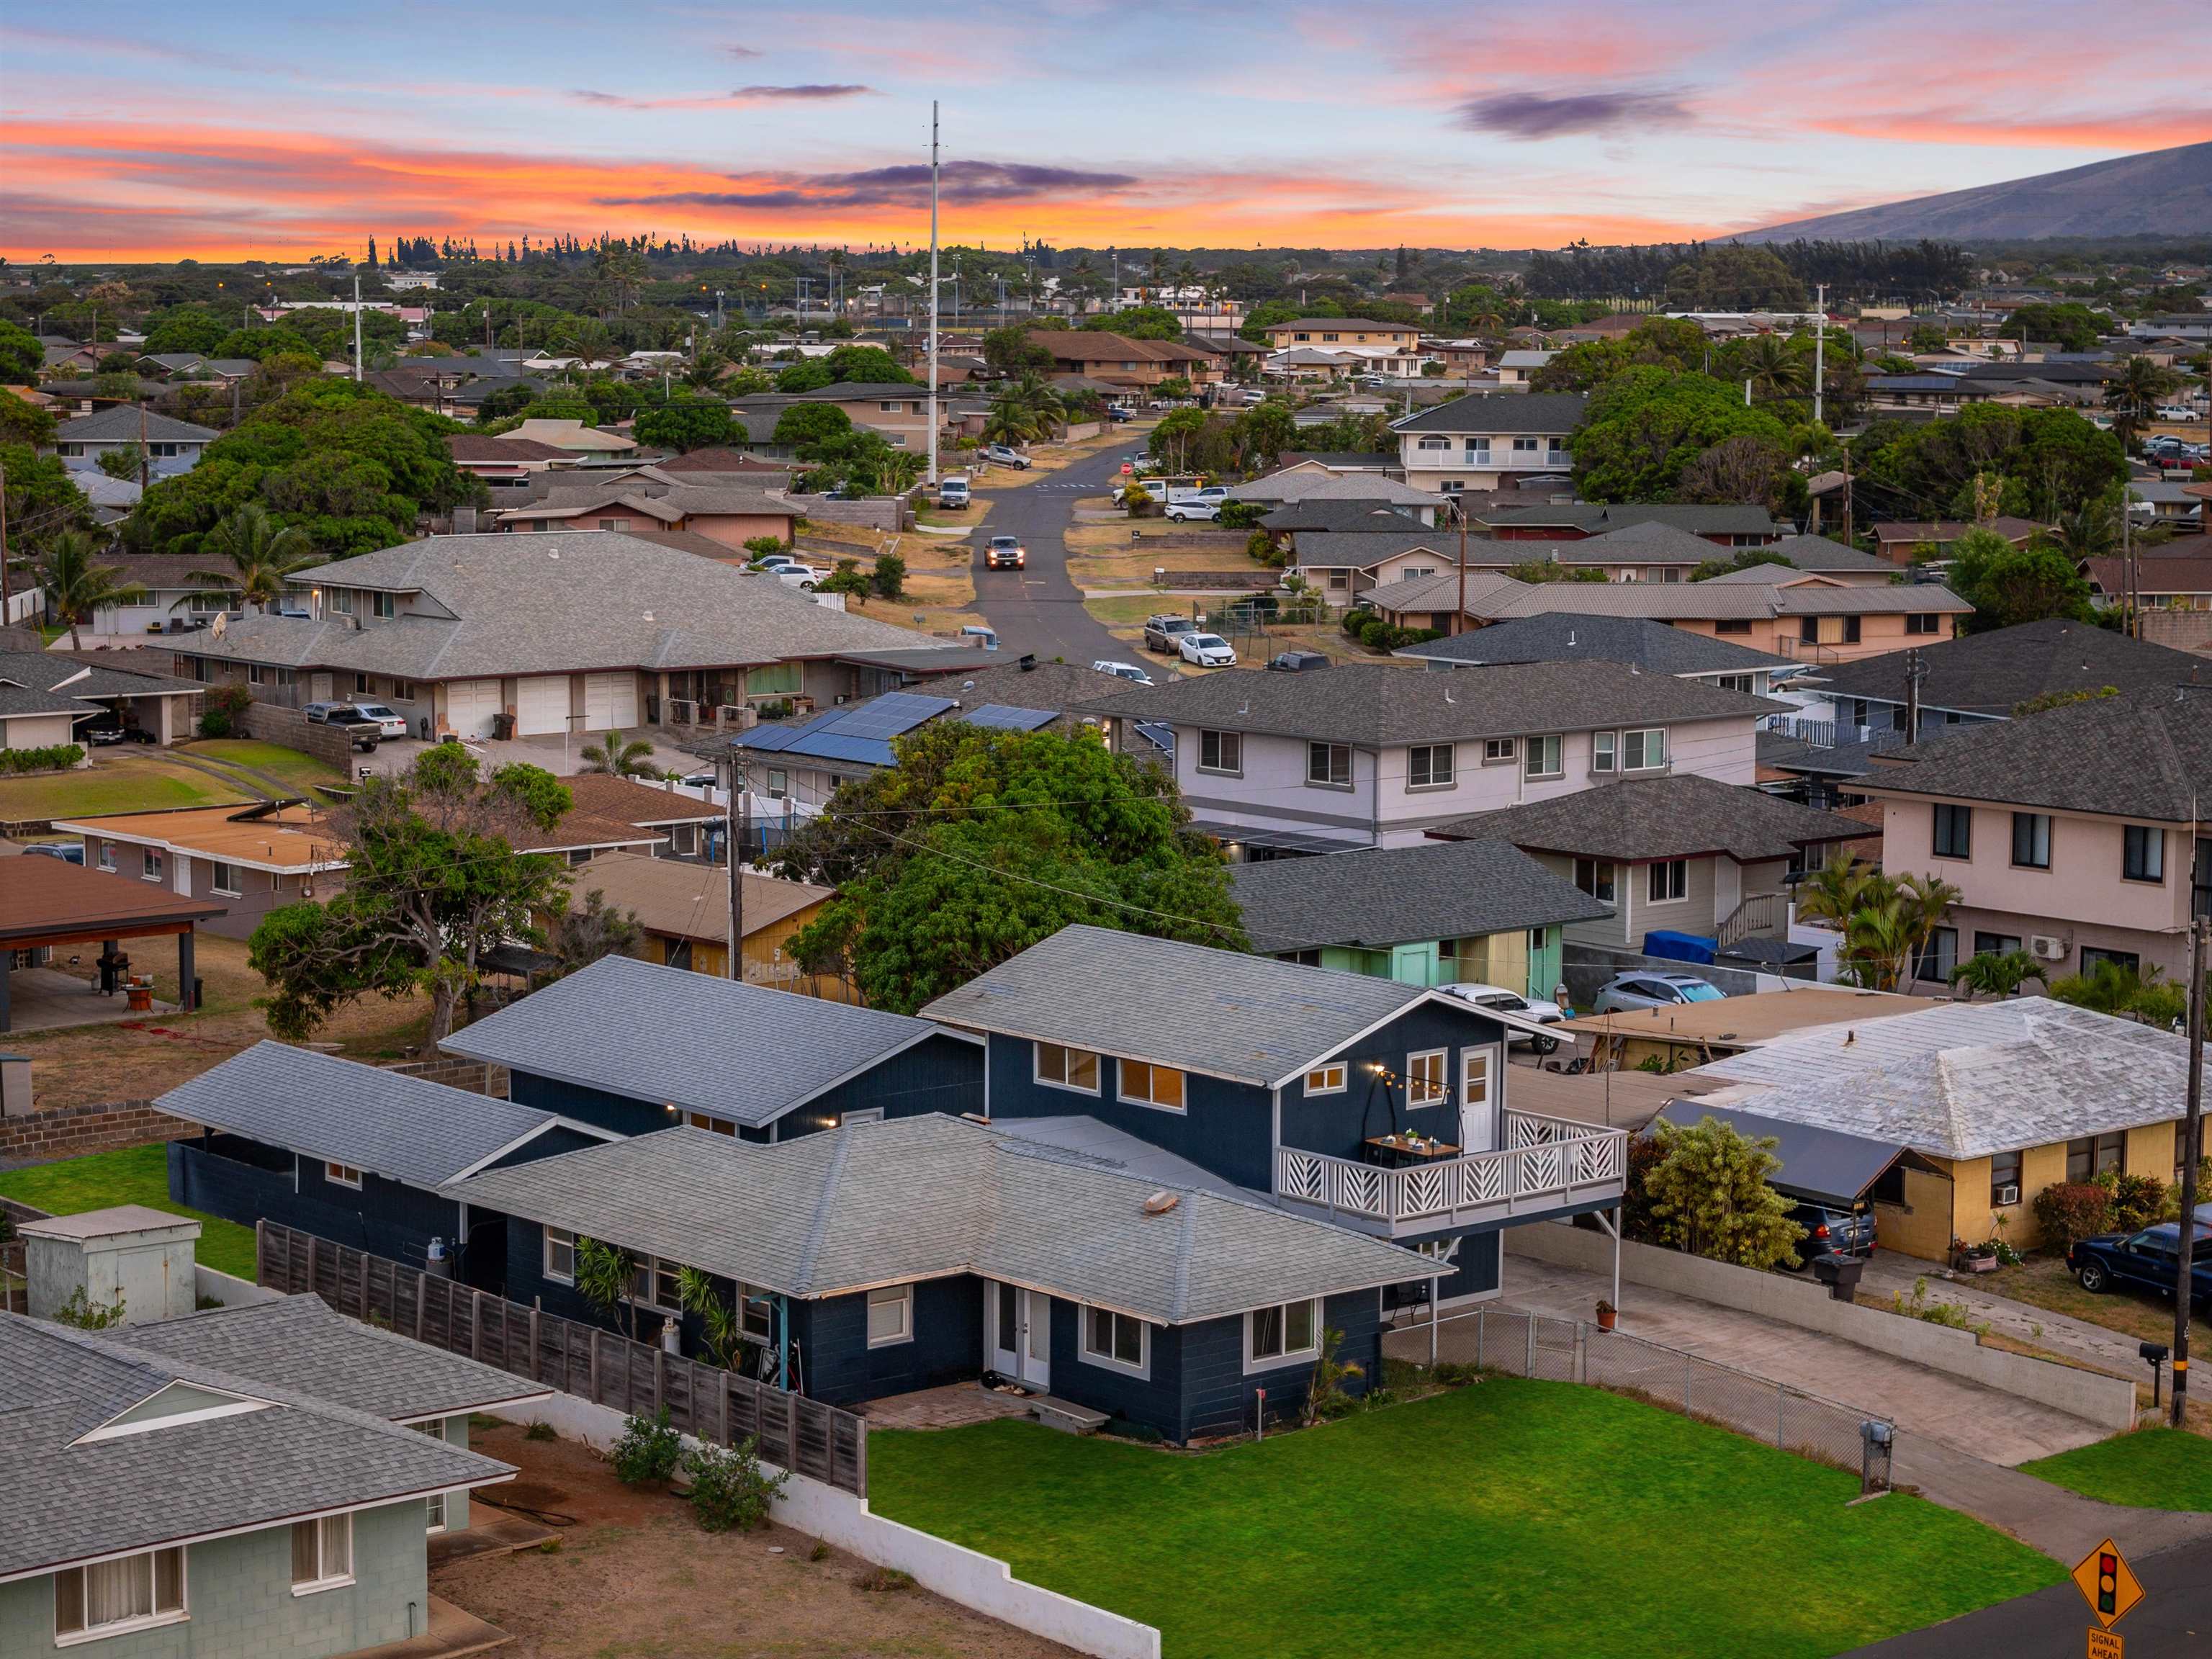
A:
514 675 571 737
1459 1046 1499 1154
583 671 639 732
444 679 502 739
309 672 333 702
986 1282 1051 1390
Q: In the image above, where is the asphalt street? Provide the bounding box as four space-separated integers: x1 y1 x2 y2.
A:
959 445 1135 667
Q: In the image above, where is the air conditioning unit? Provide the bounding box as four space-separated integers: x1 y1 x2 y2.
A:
1995 1184 2020 1207
2029 935 2067 961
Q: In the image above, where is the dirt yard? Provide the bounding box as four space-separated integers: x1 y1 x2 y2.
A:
438 1421 1073 1659
9 932 433 1110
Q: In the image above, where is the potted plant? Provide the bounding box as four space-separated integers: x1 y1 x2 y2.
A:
1594 1298 1618 1333
1951 1236 1999 1274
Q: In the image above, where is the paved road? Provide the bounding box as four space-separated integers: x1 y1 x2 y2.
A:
1846 1534 2212 1658
961 447 1133 667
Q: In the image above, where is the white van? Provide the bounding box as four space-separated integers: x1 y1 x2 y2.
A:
938 474 971 510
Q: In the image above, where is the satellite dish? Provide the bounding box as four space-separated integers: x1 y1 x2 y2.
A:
209 612 228 639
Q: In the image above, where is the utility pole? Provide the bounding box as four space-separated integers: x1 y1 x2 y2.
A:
138 398 148 493
723 752 746 981
926 100 940 489
0 458 11 628
1812 283 1827 428
1902 647 1925 745
351 273 364 383
1455 497 1468 636
2172 907 2208 1428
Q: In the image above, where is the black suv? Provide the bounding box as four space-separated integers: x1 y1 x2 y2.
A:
1786 1200 1876 1263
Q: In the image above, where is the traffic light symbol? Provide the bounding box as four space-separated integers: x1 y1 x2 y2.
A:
2098 1554 2118 1617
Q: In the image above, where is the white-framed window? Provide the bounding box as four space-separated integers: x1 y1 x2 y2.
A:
1512 436 1539 453
53 1547 186 1643
141 848 163 882
1465 439 1491 462
2123 825 2166 884
1575 858 1617 904
1307 742 1352 788
1406 1049 1447 1107
1197 729 1242 775
1245 1298 1320 1371
1416 435 1450 451
325 1161 362 1190
1118 1058 1186 1112
416 1422 449 1532
391 679 412 701
328 587 356 616
1593 730 1617 773
1482 737 1514 764
1082 1305 1149 1377
290 1513 353 1594
866 1283 913 1347
1647 859 1689 903
1304 1062 1346 1094
210 860 242 897
1523 735 1563 780
354 673 372 694
96 842 116 872
1623 728 1667 770
1408 744 1455 790
631 1254 685 1313
248 663 265 685
542 1226 576 1284
1035 1040 1101 1094
739 1283 776 1343
372 593 395 619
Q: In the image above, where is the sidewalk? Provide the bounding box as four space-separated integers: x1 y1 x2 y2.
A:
1857 1252 2144 1380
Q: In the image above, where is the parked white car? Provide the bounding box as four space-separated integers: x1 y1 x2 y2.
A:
1164 500 1220 523
349 702 408 739
1179 632 1237 668
1092 660 1154 685
1437 983 1568 1054
776 565 827 591
982 444 1032 469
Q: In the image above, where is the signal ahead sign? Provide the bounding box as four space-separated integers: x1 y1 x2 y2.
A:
2071 1537 2144 1631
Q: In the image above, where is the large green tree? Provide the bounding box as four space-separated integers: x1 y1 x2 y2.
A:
1570 367 1794 502
248 745 574 1040
1854 405 2126 523
633 396 734 452
771 402 853 449
774 724 1245 1014
0 319 45 381
1640 1116 1807 1269
1948 526 2094 632
180 502 320 613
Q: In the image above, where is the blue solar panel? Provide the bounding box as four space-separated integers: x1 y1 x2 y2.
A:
830 692 956 741
1133 721 1177 755
786 733 899 768
959 704 1057 731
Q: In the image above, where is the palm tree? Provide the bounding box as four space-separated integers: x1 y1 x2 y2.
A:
180 503 318 615
17 531 148 649
1948 949 2045 1002
1002 371 1065 438
580 729 661 778
2105 355 2181 449
2044 500 2118 562
981 399 1040 447
1793 855 1959 990
1738 333 1810 401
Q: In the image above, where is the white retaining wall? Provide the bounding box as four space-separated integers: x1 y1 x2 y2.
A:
1508 1222 2138 1431
196 1264 284 1308
495 1393 1160 1659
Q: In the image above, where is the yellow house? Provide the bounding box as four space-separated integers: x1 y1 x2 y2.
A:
1681 997 2193 1261
554 850 854 1002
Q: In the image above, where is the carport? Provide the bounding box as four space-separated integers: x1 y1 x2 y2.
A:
0 859 226 1032
1651 1097 1936 1211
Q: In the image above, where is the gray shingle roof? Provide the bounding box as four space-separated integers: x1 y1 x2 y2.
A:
53 407 218 444
439 954 974 1127
1230 840 1611 953
1758 536 1894 573
1397 614 1794 677
1231 472 1437 507
1813 618 2209 716
1471 502 1790 538
922 923 1452 1086
0 1314 511 1579
1689 999 2195 1159
0 648 202 701
154 1042 569 1186
1485 578 1970 621
1430 773 1874 863
117 1295 549 1423
1857 683 2212 820
181 531 949 680
1261 501 1432 536
1391 392 1587 436
1077 660 1776 747
449 1116 1428 1323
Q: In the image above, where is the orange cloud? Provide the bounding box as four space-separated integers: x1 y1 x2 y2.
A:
0 117 1707 258
1805 109 2212 150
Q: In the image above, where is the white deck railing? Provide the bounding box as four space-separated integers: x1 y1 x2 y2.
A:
1275 1110 1627 1234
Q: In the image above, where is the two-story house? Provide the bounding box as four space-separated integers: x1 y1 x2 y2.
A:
1858 685 2212 986
921 925 1628 1312
1392 392 1585 496
1079 660 1772 857
1398 613 1799 697
51 407 218 481
171 531 954 741
1473 502 1792 547
1262 318 1423 369
1018 332 1224 392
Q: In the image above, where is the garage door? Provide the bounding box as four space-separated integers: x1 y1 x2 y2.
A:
583 672 639 732
514 675 571 737
444 679 503 739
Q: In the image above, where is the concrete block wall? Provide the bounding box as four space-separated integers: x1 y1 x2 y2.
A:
378 1057 510 1097
0 1100 188 1164
233 703 364 770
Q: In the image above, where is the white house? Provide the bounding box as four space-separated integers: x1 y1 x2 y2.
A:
1392 392 1585 496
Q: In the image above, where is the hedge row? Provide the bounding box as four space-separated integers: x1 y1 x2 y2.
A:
0 743 85 775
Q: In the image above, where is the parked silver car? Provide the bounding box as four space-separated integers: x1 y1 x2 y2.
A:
1436 982 1568 1054
1592 972 1727 1014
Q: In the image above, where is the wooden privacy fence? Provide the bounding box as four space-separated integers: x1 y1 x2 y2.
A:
256 1220 866 1497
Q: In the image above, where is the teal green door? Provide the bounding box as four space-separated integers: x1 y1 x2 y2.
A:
1390 943 1438 986
1527 927 1563 1002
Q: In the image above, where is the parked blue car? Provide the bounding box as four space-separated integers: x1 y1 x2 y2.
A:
2068 1223 2212 1308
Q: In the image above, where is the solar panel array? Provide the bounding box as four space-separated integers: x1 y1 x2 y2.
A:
958 704 1058 732
830 691 958 739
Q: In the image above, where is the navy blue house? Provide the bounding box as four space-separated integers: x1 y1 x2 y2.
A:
454 1114 1424 1442
160 1041 613 1290
923 925 1629 1307
439 953 984 1142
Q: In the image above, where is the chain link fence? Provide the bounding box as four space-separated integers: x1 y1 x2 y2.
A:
1390 1307 1892 1490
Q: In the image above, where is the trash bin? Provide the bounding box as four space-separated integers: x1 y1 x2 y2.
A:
491 711 516 741
1811 1253 1866 1302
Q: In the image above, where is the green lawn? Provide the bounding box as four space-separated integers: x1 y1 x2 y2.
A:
871 1380 2062 1659
2023 1429 2212 1511
182 739 346 795
0 1144 259 1280
0 752 249 822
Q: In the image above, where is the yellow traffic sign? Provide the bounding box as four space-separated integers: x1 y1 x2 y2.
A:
2087 1628 2123 1659
2071 1537 2144 1630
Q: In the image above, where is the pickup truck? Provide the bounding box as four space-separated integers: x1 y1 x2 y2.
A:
2069 1222 2212 1308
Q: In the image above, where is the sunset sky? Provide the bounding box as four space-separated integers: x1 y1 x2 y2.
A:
5 0 2208 261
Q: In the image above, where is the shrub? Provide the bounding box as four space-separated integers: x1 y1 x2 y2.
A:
1891 1277 1988 1334
1244 529 1280 566
523 1421 557 1442
1341 607 1375 640
742 534 787 557
682 1436 787 1532
0 743 85 775
1299 1326 1366 1426
1217 500 1264 531
1432 1361 1483 1387
856 1568 914 1592
611 1407 681 1486
871 551 907 599
198 683 255 739
2102 1169 2167 1233
2031 1181 2111 1251
51 1287 127 1330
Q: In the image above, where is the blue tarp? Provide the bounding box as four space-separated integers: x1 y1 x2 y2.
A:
1642 929 1719 965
